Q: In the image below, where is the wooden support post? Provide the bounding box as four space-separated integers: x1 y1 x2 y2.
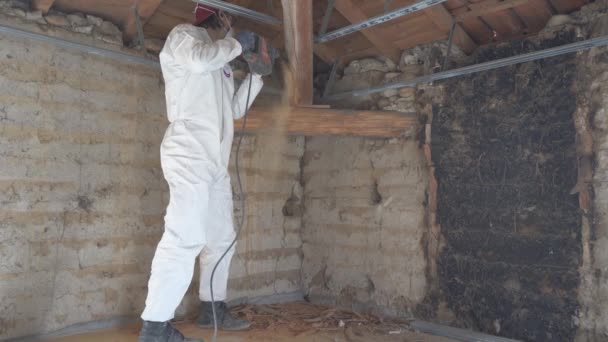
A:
281 0 313 105
236 106 418 138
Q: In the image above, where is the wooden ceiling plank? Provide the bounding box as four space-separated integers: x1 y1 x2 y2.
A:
332 0 410 62
53 0 133 23
124 0 167 44
459 18 492 45
513 0 553 32
394 30 447 49
482 10 523 37
453 0 530 22
281 0 314 105
424 4 477 54
377 15 439 40
31 0 55 13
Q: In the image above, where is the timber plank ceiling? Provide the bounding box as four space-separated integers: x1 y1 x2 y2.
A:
45 0 589 63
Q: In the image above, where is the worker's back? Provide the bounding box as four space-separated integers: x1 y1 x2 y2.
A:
159 23 241 172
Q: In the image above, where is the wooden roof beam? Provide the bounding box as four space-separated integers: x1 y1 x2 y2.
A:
123 0 165 45
31 0 55 13
333 0 401 63
237 106 418 137
281 0 313 105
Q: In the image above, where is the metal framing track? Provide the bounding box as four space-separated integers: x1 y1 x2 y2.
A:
326 34 608 100
192 0 281 27
0 24 160 68
315 0 447 43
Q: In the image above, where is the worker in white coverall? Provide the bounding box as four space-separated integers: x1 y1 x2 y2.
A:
138 4 263 342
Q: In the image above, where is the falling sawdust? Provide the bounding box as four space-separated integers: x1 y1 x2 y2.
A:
256 63 294 178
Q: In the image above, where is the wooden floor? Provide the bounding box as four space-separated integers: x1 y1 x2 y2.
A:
42 302 457 342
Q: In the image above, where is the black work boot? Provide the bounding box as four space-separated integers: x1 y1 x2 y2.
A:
138 321 204 342
197 301 251 331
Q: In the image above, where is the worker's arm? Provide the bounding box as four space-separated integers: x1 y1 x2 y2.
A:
232 74 264 119
162 26 242 74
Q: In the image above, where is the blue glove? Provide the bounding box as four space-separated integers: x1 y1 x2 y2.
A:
235 30 256 52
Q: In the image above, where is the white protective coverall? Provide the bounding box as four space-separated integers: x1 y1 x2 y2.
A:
141 23 263 322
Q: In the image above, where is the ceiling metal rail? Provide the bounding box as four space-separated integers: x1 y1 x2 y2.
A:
326 34 608 100
192 0 281 27
315 0 447 44
0 24 160 68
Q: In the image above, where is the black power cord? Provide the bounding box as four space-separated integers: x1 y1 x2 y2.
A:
209 73 253 342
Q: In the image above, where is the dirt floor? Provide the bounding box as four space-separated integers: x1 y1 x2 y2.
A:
42 302 457 342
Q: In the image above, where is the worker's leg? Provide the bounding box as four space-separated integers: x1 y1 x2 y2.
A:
141 124 215 323
198 171 236 302
196 171 250 330
141 177 210 322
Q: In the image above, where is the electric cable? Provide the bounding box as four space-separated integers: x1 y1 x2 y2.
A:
209 73 253 342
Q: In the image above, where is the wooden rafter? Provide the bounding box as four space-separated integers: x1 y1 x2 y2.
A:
31 0 55 13
281 0 313 105
333 0 401 63
237 106 418 137
123 0 165 45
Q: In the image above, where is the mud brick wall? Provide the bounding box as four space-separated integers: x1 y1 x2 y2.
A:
301 136 430 317
432 31 581 342
0 11 303 340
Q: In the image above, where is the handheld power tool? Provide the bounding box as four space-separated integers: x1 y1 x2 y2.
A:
241 34 278 76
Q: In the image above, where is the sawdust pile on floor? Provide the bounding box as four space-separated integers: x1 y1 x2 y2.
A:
232 302 400 335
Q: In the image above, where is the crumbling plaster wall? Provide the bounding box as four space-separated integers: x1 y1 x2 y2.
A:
0 4 303 340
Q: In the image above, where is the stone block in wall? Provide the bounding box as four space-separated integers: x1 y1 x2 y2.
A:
66 13 87 27
25 10 43 22
86 14 103 26
344 58 391 75
381 97 415 113
382 88 399 98
44 14 69 27
330 70 385 109
93 31 123 46
98 21 121 37
72 25 93 34
0 0 27 11
8 7 25 17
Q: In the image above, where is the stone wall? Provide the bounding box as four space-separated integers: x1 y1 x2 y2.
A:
0 6 302 340
574 2 608 341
